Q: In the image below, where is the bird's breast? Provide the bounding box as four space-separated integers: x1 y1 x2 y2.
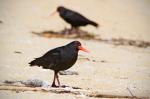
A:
59 52 78 70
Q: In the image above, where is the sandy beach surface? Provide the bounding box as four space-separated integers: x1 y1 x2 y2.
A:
0 0 150 98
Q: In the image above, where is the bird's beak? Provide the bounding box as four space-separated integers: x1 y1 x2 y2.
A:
50 9 57 16
78 46 89 53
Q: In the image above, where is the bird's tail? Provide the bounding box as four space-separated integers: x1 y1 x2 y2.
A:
89 21 99 27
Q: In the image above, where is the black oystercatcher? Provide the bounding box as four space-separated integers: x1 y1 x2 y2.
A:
50 6 98 30
29 41 89 87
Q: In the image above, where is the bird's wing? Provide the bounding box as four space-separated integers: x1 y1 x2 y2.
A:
66 9 90 22
35 48 62 68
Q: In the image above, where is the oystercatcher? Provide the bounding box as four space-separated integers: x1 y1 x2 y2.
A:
50 6 98 30
29 41 89 87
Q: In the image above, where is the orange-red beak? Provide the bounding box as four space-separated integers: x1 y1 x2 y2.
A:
78 46 89 53
50 9 57 16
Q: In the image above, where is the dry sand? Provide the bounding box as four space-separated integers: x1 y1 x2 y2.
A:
0 0 150 98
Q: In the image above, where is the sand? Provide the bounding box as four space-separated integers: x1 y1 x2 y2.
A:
0 0 150 98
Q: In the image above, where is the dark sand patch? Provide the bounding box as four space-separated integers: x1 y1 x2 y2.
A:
14 51 22 54
59 70 79 75
0 20 3 24
32 29 150 48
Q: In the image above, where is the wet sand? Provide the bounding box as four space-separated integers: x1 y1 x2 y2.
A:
0 0 150 98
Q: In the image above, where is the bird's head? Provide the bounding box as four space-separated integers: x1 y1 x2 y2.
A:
50 6 66 16
57 6 66 12
68 41 89 53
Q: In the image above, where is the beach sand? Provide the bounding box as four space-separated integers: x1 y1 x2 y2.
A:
0 0 150 98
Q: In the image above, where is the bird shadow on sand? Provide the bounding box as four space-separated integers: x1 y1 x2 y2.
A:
32 28 150 48
32 28 96 40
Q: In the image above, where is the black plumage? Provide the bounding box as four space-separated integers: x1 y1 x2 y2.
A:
56 6 98 29
29 41 89 87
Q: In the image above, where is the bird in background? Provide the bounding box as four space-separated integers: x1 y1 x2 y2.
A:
29 41 89 87
50 6 99 31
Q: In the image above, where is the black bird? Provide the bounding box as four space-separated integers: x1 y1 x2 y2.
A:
29 41 89 87
51 6 98 30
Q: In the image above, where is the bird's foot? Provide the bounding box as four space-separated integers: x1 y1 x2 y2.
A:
51 84 69 88
62 27 80 35
51 84 59 88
